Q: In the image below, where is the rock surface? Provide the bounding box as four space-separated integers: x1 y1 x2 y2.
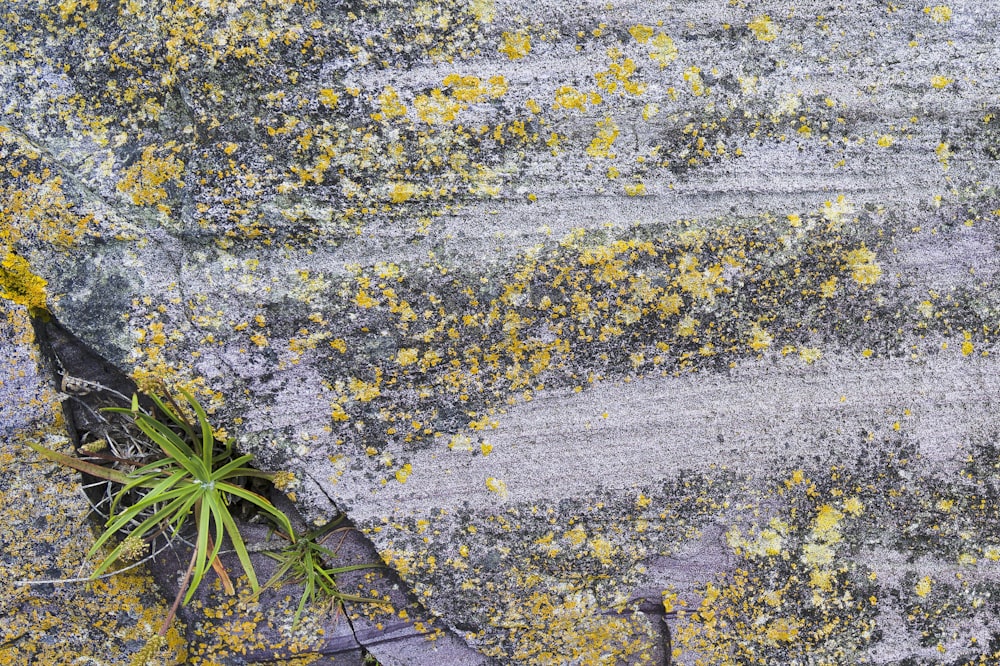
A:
0 300 188 663
3 0 1000 663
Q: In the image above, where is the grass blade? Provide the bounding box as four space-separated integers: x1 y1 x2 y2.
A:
219 483 294 542
25 440 131 484
149 391 197 444
111 468 187 516
215 497 259 592
188 499 213 605
208 533 235 596
90 493 192 575
134 416 200 473
97 485 195 550
210 455 258 481
129 458 182 478
203 493 227 576
180 388 215 468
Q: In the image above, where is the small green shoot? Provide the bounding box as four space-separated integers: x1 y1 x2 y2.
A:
26 386 295 638
259 518 384 627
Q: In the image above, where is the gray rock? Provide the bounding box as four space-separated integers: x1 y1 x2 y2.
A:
4 0 1000 662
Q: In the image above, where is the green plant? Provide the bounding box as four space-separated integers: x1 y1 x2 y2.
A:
259 517 384 627
26 387 294 638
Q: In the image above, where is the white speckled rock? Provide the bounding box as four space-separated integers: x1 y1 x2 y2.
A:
4 0 1000 662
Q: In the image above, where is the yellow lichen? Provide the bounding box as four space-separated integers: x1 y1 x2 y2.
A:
595 50 647 97
116 144 185 206
390 182 415 203
0 252 48 313
553 86 600 112
585 117 619 158
396 348 419 366
749 324 773 351
843 496 864 516
676 315 698 337
821 195 854 227
819 275 838 298
844 244 882 286
499 31 530 60
748 15 779 42
683 66 705 96
930 74 953 89
317 88 339 108
349 376 381 402
935 141 952 170
442 74 507 103
924 5 953 23
468 0 494 23
629 25 653 44
812 504 844 538
373 86 408 121
765 617 802 644
648 32 678 68
961 330 974 357
915 575 932 598
589 537 614 565
799 347 822 364
485 476 508 499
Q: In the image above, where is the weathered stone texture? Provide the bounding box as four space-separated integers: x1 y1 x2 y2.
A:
3 0 1000 662
0 301 187 664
